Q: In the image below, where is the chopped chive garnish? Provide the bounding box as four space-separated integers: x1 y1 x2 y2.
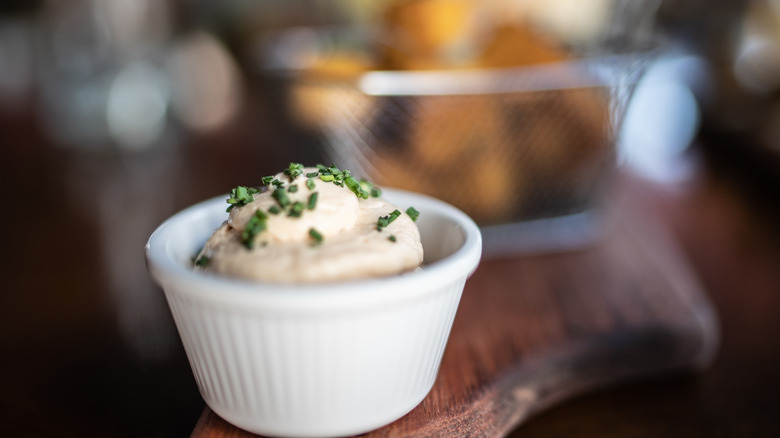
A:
406 206 420 222
228 165 389 244
191 246 204 265
367 181 382 198
241 210 268 249
345 176 369 199
359 179 380 198
309 227 323 244
194 254 210 267
272 187 290 207
283 162 304 181
376 209 402 231
312 163 381 200
388 235 396 242
288 201 305 217
226 186 259 212
308 192 318 210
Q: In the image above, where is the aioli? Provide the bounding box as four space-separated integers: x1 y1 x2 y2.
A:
197 167 423 283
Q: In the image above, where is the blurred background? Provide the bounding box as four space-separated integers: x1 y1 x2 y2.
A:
1 0 780 436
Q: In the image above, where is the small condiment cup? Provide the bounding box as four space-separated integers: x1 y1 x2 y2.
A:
145 188 482 437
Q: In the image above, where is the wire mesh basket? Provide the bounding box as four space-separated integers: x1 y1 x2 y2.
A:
250 0 661 254
285 54 650 254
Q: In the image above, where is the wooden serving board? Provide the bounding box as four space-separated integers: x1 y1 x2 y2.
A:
190 181 718 437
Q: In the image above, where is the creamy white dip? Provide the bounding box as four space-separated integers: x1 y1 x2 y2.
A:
197 166 423 283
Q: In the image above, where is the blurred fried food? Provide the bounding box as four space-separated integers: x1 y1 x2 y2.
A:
289 55 372 129
478 24 567 68
288 0 614 224
377 0 477 70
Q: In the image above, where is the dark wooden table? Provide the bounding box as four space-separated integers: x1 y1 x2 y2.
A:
2 104 780 437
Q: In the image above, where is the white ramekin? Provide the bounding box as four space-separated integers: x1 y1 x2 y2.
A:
145 188 482 437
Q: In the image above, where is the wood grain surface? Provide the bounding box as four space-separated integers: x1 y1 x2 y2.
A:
190 179 718 438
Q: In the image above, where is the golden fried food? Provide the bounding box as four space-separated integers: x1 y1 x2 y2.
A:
478 24 567 68
371 95 521 223
377 0 478 70
289 55 374 130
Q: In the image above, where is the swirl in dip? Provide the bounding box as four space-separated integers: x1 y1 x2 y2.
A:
195 164 423 283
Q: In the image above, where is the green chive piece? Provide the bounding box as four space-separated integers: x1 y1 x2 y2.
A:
288 184 298 193
306 172 319 178
272 187 290 207
268 205 281 214
388 235 396 242
376 209 402 231
272 179 283 188
194 254 210 267
191 246 204 265
345 176 370 199
226 186 259 212
288 201 305 217
283 162 304 181
308 192 318 210
319 174 335 182
306 178 316 190
241 210 268 249
309 227 323 244
360 179 381 198
406 206 420 222
262 175 274 185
